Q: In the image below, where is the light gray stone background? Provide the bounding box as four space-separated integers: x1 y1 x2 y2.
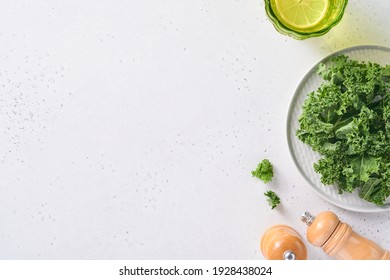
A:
0 0 389 259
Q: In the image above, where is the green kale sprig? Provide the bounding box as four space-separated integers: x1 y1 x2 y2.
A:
264 190 280 209
251 159 273 183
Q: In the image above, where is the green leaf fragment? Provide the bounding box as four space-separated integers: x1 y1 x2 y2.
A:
264 190 280 209
251 159 273 183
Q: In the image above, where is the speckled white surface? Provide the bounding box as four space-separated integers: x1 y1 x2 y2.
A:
0 0 389 260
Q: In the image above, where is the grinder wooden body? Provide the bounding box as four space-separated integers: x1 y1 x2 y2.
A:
261 225 307 260
303 211 390 260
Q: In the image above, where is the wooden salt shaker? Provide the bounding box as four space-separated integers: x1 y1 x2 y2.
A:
301 211 390 260
261 224 307 260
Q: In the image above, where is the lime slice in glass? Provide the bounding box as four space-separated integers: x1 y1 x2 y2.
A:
271 0 329 32
264 0 348 39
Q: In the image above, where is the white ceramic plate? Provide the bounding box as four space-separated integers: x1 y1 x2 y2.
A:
287 45 390 212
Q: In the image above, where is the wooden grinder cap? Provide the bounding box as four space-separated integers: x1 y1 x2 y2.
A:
304 211 339 247
261 224 307 260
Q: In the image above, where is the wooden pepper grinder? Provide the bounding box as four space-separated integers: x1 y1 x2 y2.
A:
261 224 307 260
301 211 390 260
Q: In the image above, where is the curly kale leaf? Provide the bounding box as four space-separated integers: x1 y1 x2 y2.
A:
297 55 390 206
251 159 273 183
264 190 280 209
